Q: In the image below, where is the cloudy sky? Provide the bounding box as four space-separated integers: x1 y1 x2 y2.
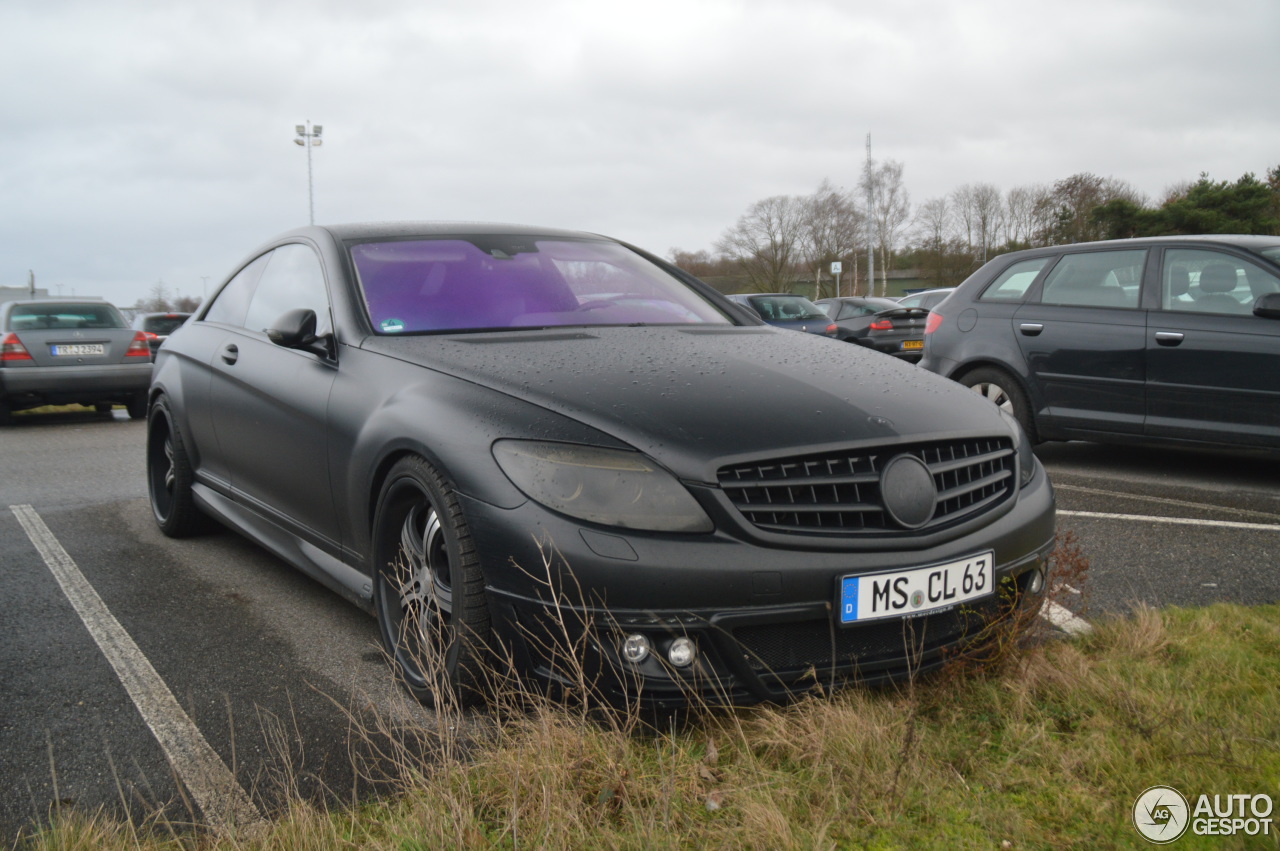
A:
2 0 1276 308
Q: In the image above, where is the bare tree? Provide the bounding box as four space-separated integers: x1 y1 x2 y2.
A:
715 195 806 292
914 197 954 252
913 196 974 286
952 183 1003 262
138 280 172 313
862 160 911 297
1005 184 1048 248
799 180 863 299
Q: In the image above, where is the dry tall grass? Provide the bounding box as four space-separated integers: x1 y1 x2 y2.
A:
19 535 1280 849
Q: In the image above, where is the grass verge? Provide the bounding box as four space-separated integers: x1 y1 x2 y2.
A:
19 600 1280 850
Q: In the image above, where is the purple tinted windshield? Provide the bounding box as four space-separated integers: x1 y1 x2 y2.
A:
351 238 730 334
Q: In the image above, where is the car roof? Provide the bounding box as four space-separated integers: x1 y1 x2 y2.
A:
300 221 611 242
1000 234 1280 259
1 298 120 315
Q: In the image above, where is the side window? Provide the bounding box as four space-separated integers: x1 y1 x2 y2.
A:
980 258 1051 302
203 253 270 326
1162 249 1278 315
243 244 332 335
1039 250 1146 308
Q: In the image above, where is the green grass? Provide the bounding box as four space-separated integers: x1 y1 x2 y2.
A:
19 602 1280 850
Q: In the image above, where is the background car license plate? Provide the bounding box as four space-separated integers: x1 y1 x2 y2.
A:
839 552 993 624
901 340 924 350
52 344 105 356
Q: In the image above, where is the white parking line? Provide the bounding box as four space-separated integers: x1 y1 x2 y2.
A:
1058 509 1280 533
10 504 265 836
1054 483 1280 522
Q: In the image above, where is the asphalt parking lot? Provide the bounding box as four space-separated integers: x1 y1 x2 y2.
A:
1 409 1277 841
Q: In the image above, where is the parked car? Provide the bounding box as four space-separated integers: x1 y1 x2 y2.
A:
920 235 1280 452
147 222 1055 709
725 293 837 336
896 287 956 311
814 296 929 362
131 312 192 359
0 299 152 423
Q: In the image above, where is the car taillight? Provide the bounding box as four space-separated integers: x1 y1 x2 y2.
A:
925 312 945 335
869 319 894 331
1 332 33 361
142 331 159 341
825 323 837 335
126 331 153 358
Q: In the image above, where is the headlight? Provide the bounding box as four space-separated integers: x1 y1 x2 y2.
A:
492 440 714 533
998 409 1037 488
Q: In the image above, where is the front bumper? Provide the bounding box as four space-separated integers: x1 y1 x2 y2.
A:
461 460 1056 707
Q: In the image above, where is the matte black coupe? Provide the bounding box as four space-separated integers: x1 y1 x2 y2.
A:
147 223 1056 708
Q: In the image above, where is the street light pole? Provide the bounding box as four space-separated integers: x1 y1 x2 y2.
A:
293 121 323 225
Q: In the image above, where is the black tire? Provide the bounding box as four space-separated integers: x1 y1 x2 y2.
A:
126 393 148 420
0 399 13 426
372 456 492 708
94 403 113 414
147 396 213 537
959 367 1039 444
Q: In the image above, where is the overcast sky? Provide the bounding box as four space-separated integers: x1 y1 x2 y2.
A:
3 0 1276 308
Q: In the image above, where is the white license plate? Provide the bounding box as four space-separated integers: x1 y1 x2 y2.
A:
51 344 105 356
839 552 993 624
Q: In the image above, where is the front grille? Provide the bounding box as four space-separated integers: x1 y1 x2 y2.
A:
731 593 1006 677
717 437 1015 535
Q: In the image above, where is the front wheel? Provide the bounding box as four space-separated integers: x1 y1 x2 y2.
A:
147 396 213 536
372 456 492 708
959 367 1038 444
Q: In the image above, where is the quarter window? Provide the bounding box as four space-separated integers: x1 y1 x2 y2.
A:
243 244 332 335
203 253 270 326
1039 250 1146 309
980 258 1051 301
1162 249 1280 315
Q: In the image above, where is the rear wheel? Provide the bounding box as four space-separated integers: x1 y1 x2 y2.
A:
126 393 148 420
147 396 212 536
959 367 1038 444
372 456 492 708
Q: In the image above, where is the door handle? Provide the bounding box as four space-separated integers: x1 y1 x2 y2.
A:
1018 323 1044 336
1154 332 1184 347
221 343 239 365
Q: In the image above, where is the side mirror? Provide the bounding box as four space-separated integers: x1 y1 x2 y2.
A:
1254 292 1280 320
266 309 334 358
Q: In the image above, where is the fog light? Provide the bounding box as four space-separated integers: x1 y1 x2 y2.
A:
621 633 651 664
1027 568 1046 596
667 637 697 668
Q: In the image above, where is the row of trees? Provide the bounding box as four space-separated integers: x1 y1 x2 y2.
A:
134 280 201 314
676 164 1280 297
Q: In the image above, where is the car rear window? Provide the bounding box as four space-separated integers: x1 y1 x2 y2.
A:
7 303 126 331
745 296 827 321
350 237 731 334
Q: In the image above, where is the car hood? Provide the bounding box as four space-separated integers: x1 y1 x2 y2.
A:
362 325 1011 482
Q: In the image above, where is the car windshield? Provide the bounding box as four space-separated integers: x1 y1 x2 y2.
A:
7 303 125 331
143 315 189 335
746 295 827 321
350 237 732 334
